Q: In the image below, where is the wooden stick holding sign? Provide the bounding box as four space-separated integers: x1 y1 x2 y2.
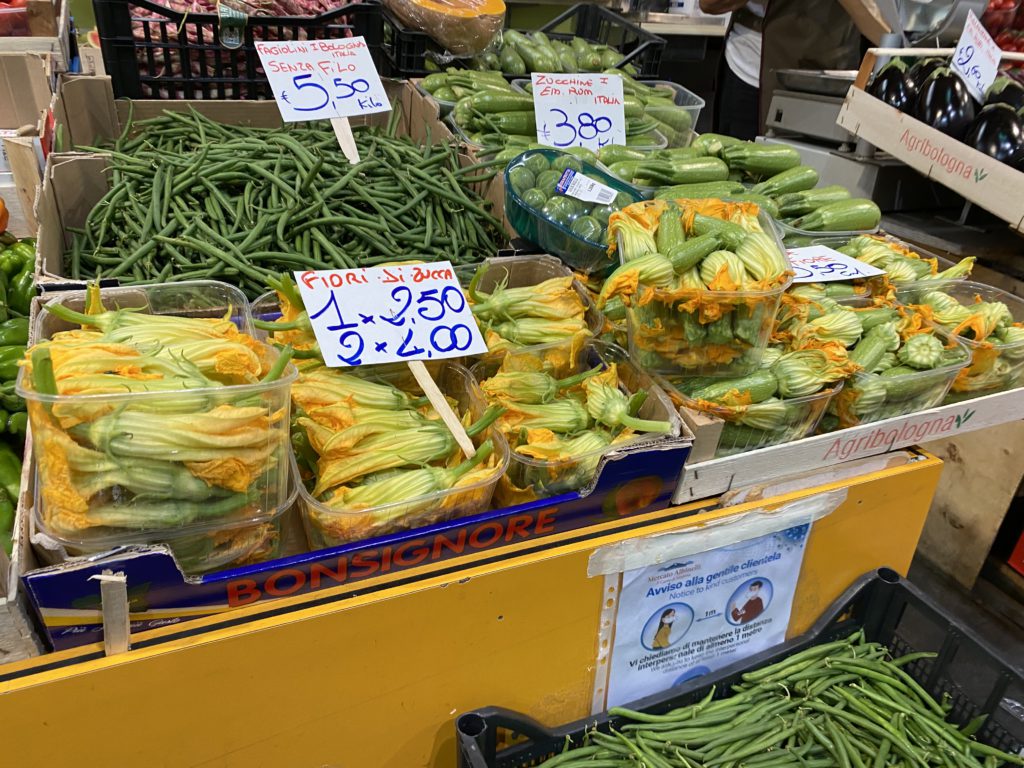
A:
331 117 360 164
294 265 490 459
255 38 482 457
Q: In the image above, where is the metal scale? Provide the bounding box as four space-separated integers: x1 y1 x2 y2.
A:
761 0 987 211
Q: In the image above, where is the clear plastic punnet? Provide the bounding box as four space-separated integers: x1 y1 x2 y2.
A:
615 203 793 377
504 148 644 275
472 339 682 504
19 281 296 550
297 363 510 549
899 281 1024 403
462 254 604 359
660 375 841 458
50 486 298 575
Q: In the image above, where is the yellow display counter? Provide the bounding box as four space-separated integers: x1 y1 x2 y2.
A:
1 451 942 767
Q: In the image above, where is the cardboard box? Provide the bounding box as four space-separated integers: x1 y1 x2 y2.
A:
36 74 512 284
837 48 1024 233
0 52 51 237
0 0 69 70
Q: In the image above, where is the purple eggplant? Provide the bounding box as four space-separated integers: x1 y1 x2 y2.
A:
915 68 976 140
965 103 1024 165
869 59 917 112
908 57 946 91
985 76 1024 111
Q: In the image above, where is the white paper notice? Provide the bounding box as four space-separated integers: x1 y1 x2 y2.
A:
293 263 488 367
255 37 390 123
786 245 887 284
556 169 617 205
952 11 1003 103
605 523 811 708
532 73 627 152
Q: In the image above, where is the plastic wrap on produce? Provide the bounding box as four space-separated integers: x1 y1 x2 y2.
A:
384 0 505 56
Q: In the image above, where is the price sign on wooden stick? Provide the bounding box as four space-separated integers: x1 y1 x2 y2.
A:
255 36 389 164
293 264 489 457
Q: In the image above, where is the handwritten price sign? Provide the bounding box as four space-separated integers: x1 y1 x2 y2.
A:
952 10 1002 103
255 37 390 123
786 246 886 284
532 73 626 152
294 263 488 367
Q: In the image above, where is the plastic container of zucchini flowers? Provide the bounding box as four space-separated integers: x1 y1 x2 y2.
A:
294 363 511 549
599 198 792 378
657 354 842 458
829 315 971 429
472 340 683 506
463 255 604 361
17 281 297 554
900 281 1024 403
45 486 298 575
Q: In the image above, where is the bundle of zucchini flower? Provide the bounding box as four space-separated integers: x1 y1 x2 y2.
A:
477 353 675 503
599 199 791 375
840 235 975 286
20 284 295 543
911 286 1024 400
661 338 853 457
252 275 509 545
467 267 592 355
829 311 972 428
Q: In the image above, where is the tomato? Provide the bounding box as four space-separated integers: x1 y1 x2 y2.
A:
7 0 26 7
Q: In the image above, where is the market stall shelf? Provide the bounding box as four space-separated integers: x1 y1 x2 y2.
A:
674 383 1024 503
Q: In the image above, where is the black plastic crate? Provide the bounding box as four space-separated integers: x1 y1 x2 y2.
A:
381 3 664 79
93 0 383 99
456 568 1024 768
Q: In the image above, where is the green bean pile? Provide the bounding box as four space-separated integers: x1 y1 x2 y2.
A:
66 108 505 297
541 632 1023 768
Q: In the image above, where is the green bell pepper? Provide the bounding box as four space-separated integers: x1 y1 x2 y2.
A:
0 318 28 346
0 346 24 382
6 412 26 441
8 264 33 317
0 242 33 279
0 442 21 504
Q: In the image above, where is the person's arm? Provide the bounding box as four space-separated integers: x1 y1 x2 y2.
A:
838 0 891 45
699 0 748 14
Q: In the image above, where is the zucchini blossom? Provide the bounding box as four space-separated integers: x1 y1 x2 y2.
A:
585 377 674 434
599 252 675 307
481 367 600 404
498 398 591 433
772 344 859 398
470 275 586 322
736 232 788 283
699 250 748 291
793 308 864 349
608 212 658 261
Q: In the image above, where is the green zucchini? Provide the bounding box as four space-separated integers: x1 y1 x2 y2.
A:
791 199 882 232
654 181 745 200
721 143 802 176
750 165 820 196
692 369 779 405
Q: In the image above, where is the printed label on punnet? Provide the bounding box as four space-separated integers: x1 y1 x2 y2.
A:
532 73 627 152
786 245 886 284
952 10 1001 102
294 263 488 367
556 169 617 205
255 37 390 123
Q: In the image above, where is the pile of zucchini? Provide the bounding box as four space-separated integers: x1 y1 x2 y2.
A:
600 133 883 235
464 30 641 77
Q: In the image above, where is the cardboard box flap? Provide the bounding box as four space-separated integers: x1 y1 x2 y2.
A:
0 53 51 129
